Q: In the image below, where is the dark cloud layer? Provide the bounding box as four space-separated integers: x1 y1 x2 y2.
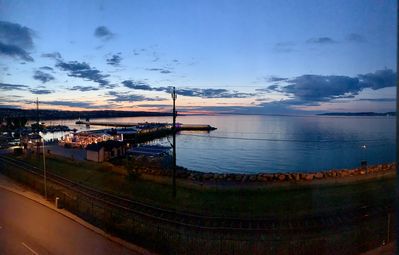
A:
30 89 53 94
0 21 34 48
146 68 172 74
94 26 114 40
41 52 62 60
107 91 165 102
357 98 395 102
0 21 34 61
0 83 28 90
358 69 396 90
122 80 152 90
268 76 288 82
0 42 33 62
56 60 110 86
42 100 107 109
266 69 396 104
106 54 122 66
69 86 100 92
33 70 55 83
122 80 256 99
307 37 337 44
39 66 54 71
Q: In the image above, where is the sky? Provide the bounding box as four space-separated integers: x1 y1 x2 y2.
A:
0 0 396 114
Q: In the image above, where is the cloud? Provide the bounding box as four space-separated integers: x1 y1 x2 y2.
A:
107 91 165 102
356 98 395 102
106 53 122 66
0 82 28 90
282 75 360 102
0 21 34 61
121 80 256 98
172 88 256 98
30 89 53 94
146 68 172 74
358 69 396 90
39 66 54 71
33 70 55 83
256 84 283 93
56 60 110 86
0 42 33 62
69 85 100 92
268 76 288 82
122 80 153 90
346 33 366 43
0 21 34 48
307 37 337 44
274 42 295 53
136 104 171 108
41 52 62 60
42 100 108 109
0 104 20 109
266 69 396 104
94 26 114 40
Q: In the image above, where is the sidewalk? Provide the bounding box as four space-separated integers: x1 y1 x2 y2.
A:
360 242 396 255
0 173 156 255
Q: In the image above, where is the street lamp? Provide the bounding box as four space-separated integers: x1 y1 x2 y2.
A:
361 144 367 173
42 137 47 199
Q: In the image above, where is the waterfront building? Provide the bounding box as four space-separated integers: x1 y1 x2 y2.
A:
86 140 126 162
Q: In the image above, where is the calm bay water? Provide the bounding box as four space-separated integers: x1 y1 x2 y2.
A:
43 115 395 174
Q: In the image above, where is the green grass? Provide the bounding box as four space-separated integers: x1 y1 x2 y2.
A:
13 154 396 218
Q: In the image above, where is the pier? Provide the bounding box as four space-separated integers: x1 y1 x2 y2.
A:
75 120 216 131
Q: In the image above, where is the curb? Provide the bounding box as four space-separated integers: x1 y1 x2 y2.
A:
0 181 156 255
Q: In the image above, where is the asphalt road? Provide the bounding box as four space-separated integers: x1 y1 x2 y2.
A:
0 188 140 255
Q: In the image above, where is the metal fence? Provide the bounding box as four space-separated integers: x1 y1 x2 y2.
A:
0 158 395 255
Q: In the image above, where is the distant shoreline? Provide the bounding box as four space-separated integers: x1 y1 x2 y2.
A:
1 107 396 120
318 111 395 116
0 108 172 121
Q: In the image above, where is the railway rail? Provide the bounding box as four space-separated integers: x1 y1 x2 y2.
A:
0 155 394 234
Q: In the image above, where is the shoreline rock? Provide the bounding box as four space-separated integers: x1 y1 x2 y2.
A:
133 162 396 184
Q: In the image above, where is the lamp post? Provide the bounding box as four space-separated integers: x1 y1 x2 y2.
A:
42 137 47 199
361 144 367 173
171 87 177 198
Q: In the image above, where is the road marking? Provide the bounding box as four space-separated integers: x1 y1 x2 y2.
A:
21 242 39 255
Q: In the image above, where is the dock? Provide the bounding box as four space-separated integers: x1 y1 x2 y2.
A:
75 120 216 131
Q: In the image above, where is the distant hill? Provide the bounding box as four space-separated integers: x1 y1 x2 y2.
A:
318 112 396 116
0 108 172 120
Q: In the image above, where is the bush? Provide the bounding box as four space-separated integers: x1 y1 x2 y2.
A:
97 165 113 172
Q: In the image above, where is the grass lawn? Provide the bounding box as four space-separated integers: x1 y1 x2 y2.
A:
13 154 395 218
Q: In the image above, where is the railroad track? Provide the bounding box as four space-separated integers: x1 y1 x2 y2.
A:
0 155 394 233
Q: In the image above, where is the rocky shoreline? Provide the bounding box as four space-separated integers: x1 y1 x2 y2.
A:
134 162 396 183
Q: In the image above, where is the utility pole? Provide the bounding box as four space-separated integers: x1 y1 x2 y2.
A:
171 87 177 198
36 98 40 154
36 97 39 128
42 138 47 200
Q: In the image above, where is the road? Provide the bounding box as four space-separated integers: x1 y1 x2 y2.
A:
0 187 140 255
